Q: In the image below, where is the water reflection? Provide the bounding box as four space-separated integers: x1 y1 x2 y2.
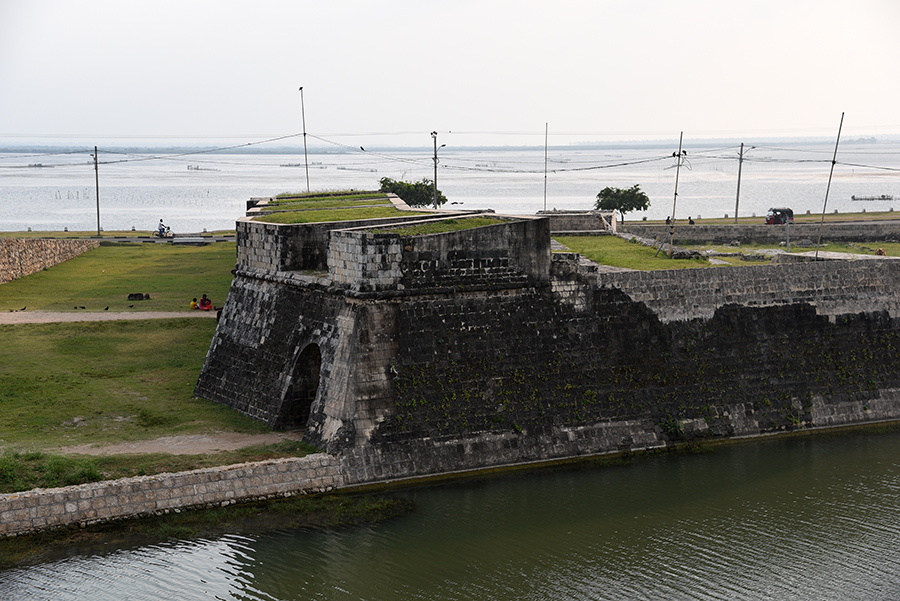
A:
3 432 900 600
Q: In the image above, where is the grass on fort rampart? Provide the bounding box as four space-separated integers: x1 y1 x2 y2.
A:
557 235 900 269
254 206 430 224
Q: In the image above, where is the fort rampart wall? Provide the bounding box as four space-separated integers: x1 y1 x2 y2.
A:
334 255 900 483
198 214 900 486
0 238 99 285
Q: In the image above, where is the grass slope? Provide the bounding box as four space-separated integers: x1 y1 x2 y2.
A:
0 242 236 312
0 319 264 449
0 241 321 493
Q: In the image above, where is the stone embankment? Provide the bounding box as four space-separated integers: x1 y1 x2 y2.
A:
0 239 99 285
0 453 343 538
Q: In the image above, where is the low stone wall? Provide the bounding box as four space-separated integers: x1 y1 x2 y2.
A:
0 239 99 285
536 210 617 233
620 222 900 245
0 453 343 538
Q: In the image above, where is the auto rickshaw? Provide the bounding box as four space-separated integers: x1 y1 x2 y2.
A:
765 208 794 225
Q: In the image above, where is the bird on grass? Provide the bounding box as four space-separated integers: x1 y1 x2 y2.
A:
104 306 109 311
128 305 134 308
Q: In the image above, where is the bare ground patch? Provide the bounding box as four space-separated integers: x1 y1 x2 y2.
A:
55 431 304 456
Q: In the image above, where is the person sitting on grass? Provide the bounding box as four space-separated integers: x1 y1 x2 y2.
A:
190 298 199 310
198 294 212 311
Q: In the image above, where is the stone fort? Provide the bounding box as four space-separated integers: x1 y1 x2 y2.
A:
195 193 900 484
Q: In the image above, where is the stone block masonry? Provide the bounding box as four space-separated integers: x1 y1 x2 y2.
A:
0 454 343 538
0 238 99 285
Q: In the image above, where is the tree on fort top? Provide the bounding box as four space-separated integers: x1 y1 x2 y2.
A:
379 177 447 207
595 184 650 222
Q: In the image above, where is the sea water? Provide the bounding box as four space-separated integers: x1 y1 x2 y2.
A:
1 142 898 233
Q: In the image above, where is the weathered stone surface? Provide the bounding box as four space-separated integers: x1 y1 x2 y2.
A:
0 454 342 538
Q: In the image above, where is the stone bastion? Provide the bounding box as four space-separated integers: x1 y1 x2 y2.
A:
195 208 900 486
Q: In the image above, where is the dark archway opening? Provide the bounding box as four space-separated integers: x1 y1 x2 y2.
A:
279 344 321 430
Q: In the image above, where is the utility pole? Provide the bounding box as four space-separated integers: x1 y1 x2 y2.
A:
543 123 549 211
91 146 101 237
734 143 747 224
815 112 845 259
667 132 686 258
431 131 445 209
299 87 310 193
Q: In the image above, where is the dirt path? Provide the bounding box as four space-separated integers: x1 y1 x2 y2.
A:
55 431 304 456
0 311 217 324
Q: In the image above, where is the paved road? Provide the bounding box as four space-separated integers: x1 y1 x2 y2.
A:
0 310 218 325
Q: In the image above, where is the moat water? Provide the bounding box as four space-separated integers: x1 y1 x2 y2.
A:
3 429 900 600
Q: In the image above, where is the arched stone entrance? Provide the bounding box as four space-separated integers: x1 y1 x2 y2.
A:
278 344 321 429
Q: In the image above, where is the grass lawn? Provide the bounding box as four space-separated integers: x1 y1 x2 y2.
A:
0 241 321 493
0 316 324 493
555 235 711 270
0 319 263 448
0 242 236 312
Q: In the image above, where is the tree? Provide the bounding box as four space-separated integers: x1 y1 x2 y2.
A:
594 184 650 221
379 177 447 208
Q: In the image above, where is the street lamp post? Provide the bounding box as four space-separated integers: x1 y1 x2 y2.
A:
299 86 310 193
431 131 445 209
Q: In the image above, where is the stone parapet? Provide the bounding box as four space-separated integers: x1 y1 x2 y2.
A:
536 210 617 233
328 218 550 292
0 238 99 284
620 222 900 245
0 454 343 538
592 258 900 322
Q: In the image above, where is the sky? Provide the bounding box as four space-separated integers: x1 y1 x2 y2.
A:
2 0 899 150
